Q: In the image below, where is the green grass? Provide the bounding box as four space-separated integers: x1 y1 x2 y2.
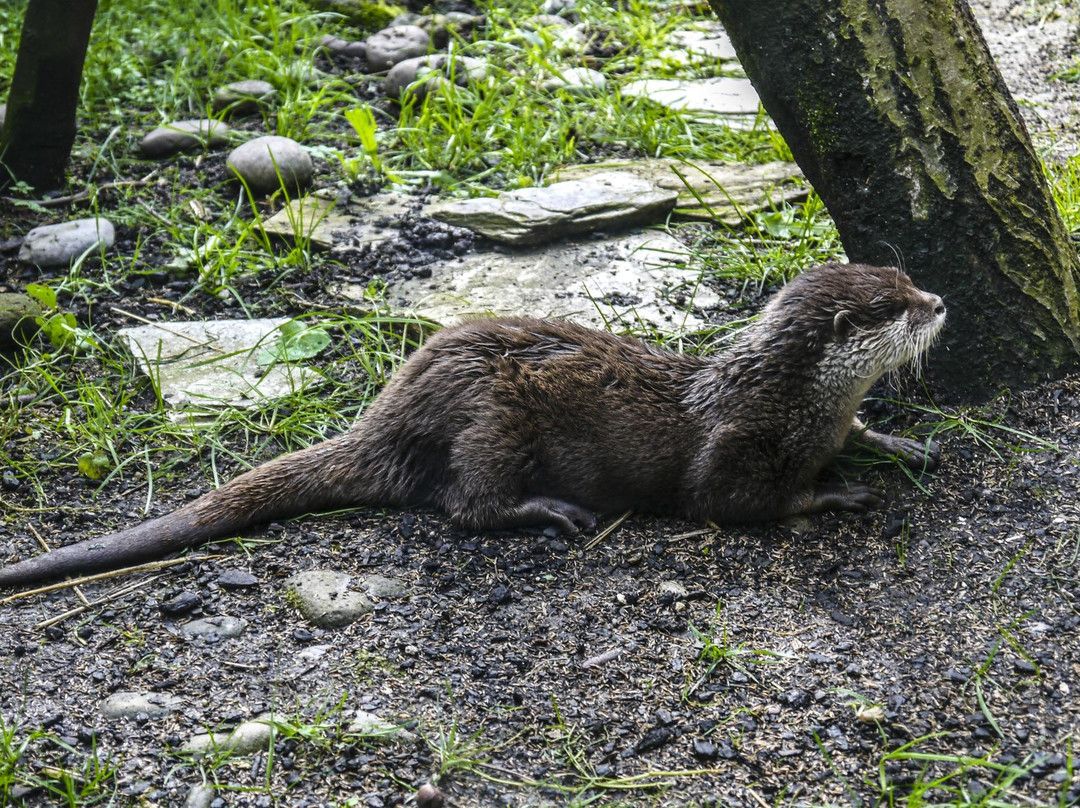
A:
0 715 121 807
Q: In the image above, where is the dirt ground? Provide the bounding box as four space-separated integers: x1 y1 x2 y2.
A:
3 0 1080 806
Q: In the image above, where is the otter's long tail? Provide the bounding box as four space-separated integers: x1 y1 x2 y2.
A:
0 431 370 588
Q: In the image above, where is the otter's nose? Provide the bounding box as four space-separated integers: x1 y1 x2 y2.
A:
928 294 946 317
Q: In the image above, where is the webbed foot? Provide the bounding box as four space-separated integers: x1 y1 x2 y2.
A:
857 429 940 472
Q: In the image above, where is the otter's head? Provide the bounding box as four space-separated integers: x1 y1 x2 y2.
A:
761 263 946 381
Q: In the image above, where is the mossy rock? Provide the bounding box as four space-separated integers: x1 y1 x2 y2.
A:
306 0 406 31
0 293 43 350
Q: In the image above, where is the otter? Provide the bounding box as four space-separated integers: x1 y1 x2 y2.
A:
0 263 946 588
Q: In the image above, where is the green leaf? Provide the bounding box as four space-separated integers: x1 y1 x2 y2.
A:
257 322 332 365
77 451 112 480
25 282 58 310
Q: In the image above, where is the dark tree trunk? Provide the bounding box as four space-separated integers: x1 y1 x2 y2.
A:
709 0 1080 399
0 0 98 191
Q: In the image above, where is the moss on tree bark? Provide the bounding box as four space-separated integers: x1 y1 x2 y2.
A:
709 0 1080 399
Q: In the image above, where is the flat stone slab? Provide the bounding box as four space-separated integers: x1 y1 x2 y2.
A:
554 159 806 224
261 191 413 250
342 231 719 332
664 22 738 61
426 172 678 245
621 77 763 127
117 319 318 419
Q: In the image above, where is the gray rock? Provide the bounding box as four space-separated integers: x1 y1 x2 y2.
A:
212 80 277 116
344 230 720 333
554 159 806 224
182 713 279 757
541 0 578 16
517 18 587 53
0 293 42 350
384 54 488 100
541 67 605 95
319 34 367 59
0 102 6 130
390 12 484 46
179 616 248 640
100 691 183 720
524 13 572 28
347 709 417 743
284 570 376 629
427 171 677 245
226 135 313 196
362 574 408 599
18 217 115 267
365 25 430 72
140 119 230 158
184 784 215 808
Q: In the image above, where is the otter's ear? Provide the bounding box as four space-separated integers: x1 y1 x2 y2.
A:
833 310 852 338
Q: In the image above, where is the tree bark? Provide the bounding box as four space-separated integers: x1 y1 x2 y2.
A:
709 0 1080 399
0 0 98 191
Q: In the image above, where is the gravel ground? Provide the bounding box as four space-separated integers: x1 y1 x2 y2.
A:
2 2 1080 807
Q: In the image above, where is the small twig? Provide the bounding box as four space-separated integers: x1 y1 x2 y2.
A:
137 199 174 227
26 524 90 608
2 173 157 207
581 646 625 669
669 528 714 541
746 788 770 808
1 555 223 604
584 509 632 551
111 307 228 353
36 577 160 629
145 297 197 316
221 660 261 671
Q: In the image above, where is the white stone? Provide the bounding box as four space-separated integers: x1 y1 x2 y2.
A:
18 217 115 267
226 135 313 196
541 67 606 94
664 23 738 62
621 77 763 127
116 318 321 423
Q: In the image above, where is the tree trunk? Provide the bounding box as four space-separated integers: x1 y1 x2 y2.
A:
708 0 1080 399
0 0 98 191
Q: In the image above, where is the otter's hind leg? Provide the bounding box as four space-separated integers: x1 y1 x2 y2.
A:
440 426 597 533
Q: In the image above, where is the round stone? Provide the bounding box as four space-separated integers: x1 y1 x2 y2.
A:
541 67 606 94
18 218 115 267
226 135 313 196
365 25 431 71
212 80 276 116
319 35 367 59
384 54 487 100
140 119 230 158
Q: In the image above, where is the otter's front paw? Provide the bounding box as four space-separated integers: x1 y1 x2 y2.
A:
810 482 885 514
859 429 940 472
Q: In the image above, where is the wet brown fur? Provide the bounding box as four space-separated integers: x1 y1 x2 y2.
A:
0 263 946 587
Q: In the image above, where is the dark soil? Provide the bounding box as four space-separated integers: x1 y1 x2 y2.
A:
2 376 1080 806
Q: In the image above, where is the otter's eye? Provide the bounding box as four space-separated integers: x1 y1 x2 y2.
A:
890 301 908 318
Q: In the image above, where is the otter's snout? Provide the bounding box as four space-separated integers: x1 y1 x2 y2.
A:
928 294 946 318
